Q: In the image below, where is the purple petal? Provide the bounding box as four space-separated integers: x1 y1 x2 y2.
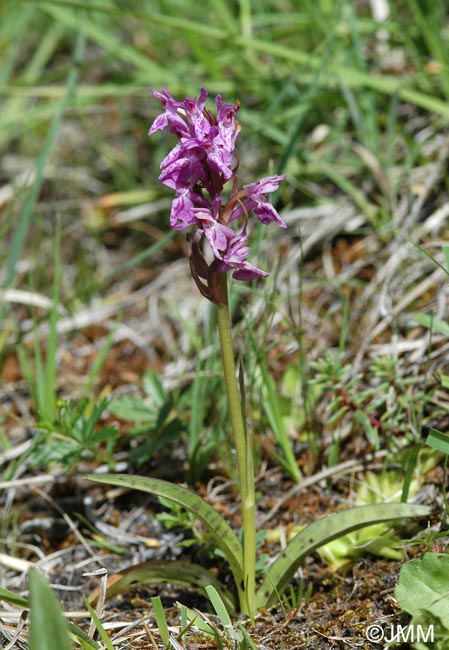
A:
243 174 285 197
215 95 239 127
242 174 287 228
170 191 196 229
149 89 187 136
253 202 287 228
233 263 269 281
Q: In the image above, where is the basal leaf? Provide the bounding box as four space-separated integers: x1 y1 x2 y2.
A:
85 474 243 586
89 560 236 613
107 395 157 422
257 503 431 608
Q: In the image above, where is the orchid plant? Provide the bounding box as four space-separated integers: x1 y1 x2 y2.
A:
87 89 430 620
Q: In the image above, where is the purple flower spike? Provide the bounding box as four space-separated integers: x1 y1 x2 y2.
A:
149 88 286 301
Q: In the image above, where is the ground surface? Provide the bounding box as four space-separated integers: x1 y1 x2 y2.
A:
1 211 448 647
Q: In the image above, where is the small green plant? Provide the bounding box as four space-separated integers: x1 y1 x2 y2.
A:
109 368 222 481
177 588 258 650
29 397 118 470
108 370 187 466
311 350 426 457
87 89 431 621
13 231 118 473
317 464 435 569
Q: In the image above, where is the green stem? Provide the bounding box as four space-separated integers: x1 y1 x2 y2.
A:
216 274 256 619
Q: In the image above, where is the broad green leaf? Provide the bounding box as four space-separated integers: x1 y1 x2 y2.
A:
85 474 243 587
395 553 449 630
256 503 431 609
89 560 236 614
205 585 232 628
0 585 98 649
29 568 72 650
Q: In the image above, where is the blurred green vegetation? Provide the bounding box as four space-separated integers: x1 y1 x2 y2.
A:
1 0 448 284
1 0 449 475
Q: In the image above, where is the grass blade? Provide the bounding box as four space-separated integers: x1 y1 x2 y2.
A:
151 596 170 649
247 324 301 483
83 598 114 650
426 428 449 455
29 568 72 650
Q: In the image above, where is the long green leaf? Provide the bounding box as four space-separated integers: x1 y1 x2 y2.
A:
85 474 243 585
29 568 72 650
256 503 431 609
205 585 243 645
0 584 99 648
0 587 28 609
89 560 236 614
413 313 449 338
